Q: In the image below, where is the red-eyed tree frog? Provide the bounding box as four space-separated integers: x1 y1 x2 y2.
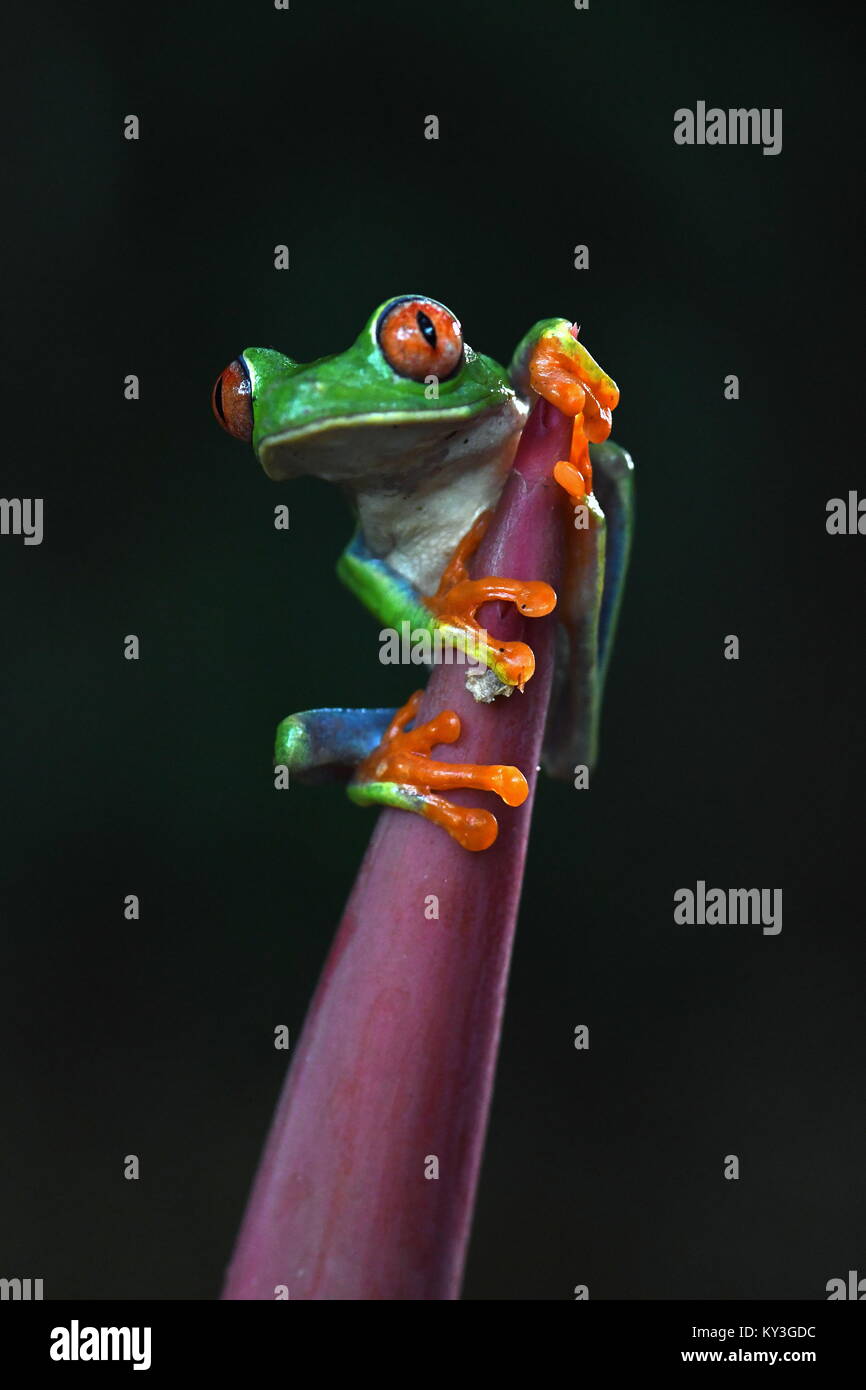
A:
212 296 634 850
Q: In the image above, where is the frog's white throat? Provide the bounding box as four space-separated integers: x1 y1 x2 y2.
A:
351 435 521 596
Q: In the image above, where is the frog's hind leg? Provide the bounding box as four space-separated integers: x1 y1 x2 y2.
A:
348 690 529 852
276 698 527 851
590 439 635 701
542 438 635 779
275 707 397 784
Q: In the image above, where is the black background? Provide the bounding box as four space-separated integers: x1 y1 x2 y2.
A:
2 0 864 1299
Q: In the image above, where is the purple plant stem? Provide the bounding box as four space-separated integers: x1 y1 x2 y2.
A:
223 399 573 1300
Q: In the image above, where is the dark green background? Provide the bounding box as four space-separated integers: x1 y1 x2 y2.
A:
2 0 864 1298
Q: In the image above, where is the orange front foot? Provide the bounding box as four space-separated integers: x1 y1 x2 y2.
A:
529 322 620 504
348 690 528 851
424 511 556 694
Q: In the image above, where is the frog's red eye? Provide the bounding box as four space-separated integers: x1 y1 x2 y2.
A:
376 297 464 382
212 357 252 441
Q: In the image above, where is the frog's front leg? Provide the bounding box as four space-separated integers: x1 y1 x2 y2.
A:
337 525 556 699
511 318 635 777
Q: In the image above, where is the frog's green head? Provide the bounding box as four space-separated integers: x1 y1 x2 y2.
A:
211 296 526 488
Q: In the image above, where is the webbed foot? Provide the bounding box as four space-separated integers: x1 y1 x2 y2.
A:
348 689 527 851
529 321 620 502
423 511 556 698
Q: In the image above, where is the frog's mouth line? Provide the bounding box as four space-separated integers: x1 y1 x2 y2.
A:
259 401 502 451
